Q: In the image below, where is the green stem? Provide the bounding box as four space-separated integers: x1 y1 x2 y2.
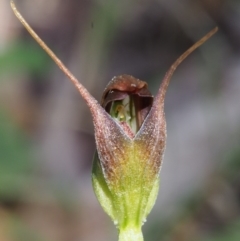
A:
118 227 144 241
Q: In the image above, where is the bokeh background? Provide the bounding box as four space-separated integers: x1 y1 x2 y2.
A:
0 0 240 240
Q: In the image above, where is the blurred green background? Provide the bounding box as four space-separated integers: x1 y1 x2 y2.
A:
0 0 240 240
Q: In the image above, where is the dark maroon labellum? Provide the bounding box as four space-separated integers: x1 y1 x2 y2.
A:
101 75 153 135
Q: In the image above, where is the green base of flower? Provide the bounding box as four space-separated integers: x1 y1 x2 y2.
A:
118 227 144 241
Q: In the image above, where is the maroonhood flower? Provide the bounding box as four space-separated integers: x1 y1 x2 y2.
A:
11 2 218 240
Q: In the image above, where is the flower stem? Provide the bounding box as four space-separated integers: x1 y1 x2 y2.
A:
118 227 144 241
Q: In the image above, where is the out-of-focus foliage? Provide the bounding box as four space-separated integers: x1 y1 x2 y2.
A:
0 109 32 201
8 216 46 241
203 219 240 241
0 41 50 76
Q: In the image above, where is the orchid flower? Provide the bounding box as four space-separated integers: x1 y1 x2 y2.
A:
11 1 218 240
